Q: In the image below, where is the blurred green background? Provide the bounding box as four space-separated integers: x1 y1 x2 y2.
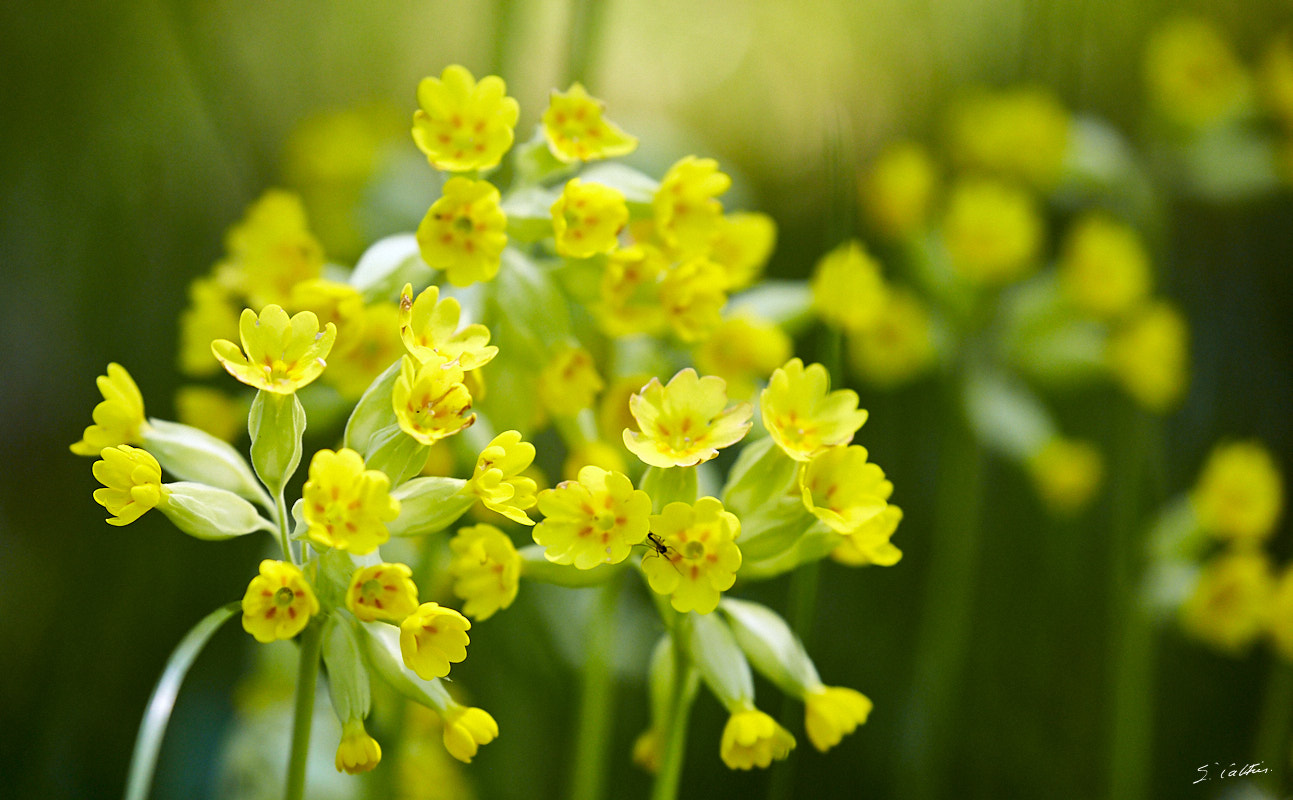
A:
2 1 1291 798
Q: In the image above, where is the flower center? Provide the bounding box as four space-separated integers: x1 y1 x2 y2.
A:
682 540 706 560
594 511 616 531
362 579 382 598
274 587 296 607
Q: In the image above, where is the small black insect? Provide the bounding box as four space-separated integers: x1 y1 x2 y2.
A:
644 533 683 573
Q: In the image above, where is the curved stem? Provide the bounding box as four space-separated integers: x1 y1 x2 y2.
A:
651 633 699 800
284 621 323 800
571 578 622 800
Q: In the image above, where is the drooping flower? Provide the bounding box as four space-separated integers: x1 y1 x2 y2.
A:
345 562 420 623
803 686 873 752
1058 214 1152 319
694 315 792 400
845 288 938 388
449 524 522 620
335 719 382 774
551 179 629 258
830 505 904 567
800 445 892 534
241 559 320 643
467 431 538 525
92 445 167 526
304 448 401 554
942 178 1043 285
623 368 752 468
392 355 476 445
415 177 508 287
810 240 888 332
411 65 520 172
537 345 604 418
719 707 795 770
400 602 471 680
541 83 638 163
441 704 499 764
398 283 498 370
219 190 325 308
211 305 337 394
1027 437 1104 515
708 212 777 289
1191 441 1284 544
1106 300 1189 412
761 358 868 462
653 156 730 253
1180 550 1274 654
532 466 652 569
658 257 728 342
862 141 938 240
72 363 148 456
642 497 742 614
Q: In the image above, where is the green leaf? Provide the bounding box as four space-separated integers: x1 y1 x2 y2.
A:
721 436 796 518
344 358 402 456
502 186 561 243
363 424 430 488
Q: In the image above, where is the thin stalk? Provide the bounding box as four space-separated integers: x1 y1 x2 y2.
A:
571 578 622 800
767 560 821 800
565 0 611 86
651 637 699 800
274 488 294 564
284 621 324 800
1254 660 1293 794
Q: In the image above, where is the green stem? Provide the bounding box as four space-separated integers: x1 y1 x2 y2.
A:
284 621 324 800
571 578 622 800
767 560 821 800
1254 660 1293 794
565 0 610 86
651 633 699 800
274 488 294 564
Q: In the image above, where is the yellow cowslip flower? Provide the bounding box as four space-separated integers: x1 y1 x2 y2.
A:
533 465 651 569
803 686 873 752
831 505 904 567
1181 549 1275 654
304 448 401 554
1028 438 1104 515
761 358 868 462
416 177 508 287
178 277 240 377
467 431 538 525
708 212 777 289
1106 300 1189 412
346 562 420 623
800 445 892 534
537 345 604 419
221 190 325 308
400 602 471 680
551 179 629 258
720 707 795 770
399 283 498 370
1261 33 1293 129
694 316 792 400
441 705 499 764
810 240 888 333
654 156 730 254
659 258 728 343
175 386 244 444
562 439 627 481
1145 16 1249 129
1058 214 1152 319
642 497 742 614
449 524 521 620
542 82 638 163
211 305 337 394
1191 441 1285 544
392 355 477 445
92 445 167 525
72 363 148 456
241 560 320 643
1268 564 1293 661
597 244 668 337
335 719 382 774
846 288 937 388
862 141 938 240
942 178 1042 285
947 87 1071 188
623 368 752 468
411 64 519 172
324 301 404 401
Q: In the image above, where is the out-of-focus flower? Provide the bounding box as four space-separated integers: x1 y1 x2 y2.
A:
392 355 476 445
1028 437 1104 515
542 82 638 163
632 728 663 773
1260 32 1293 129
551 178 629 258
1106 300 1189 412
862 141 938 240
659 258 728 343
416 177 508 286
761 358 868 462
845 288 937 388
694 316 792 400
441 705 499 764
289 279 367 353
623 368 752 468
72 363 148 455
537 345 604 418
810 240 887 332
562 439 627 481
175 387 244 444
92 445 167 525
642 497 742 614
467 430 538 525
831 505 903 567
800 445 892 534
654 156 730 254
803 686 873 752
448 523 521 620
241 560 319 643
942 178 1043 285
1144 16 1249 129
220 190 325 308
211 305 337 394
708 212 777 289
598 244 668 337
1181 549 1274 654
532 466 651 569
346 562 420 623
400 602 471 680
1267 563 1293 661
719 707 795 770
335 719 382 774
1191 441 1284 544
412 65 519 172
324 301 404 400
599 373 652 444
399 283 498 371
178 278 240 377
948 87 1071 188
1058 215 1152 319
304 448 401 554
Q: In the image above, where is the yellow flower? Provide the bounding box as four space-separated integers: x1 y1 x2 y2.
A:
623 368 752 468
467 431 539 525
948 87 1071 188
1181 550 1274 654
597 244 668 337
831 505 904 567
1260 32 1293 129
551 179 628 258
642 497 742 614
562 439 627 481
658 258 728 343
400 602 471 680
942 178 1043 285
862 141 938 240
599 372 653 444
449 524 521 620
1145 16 1249 128
72 363 148 456
803 686 873 752
324 301 404 400
694 316 792 400
708 212 777 289
416 177 508 287
289 279 367 352
800 445 892 533
211 305 337 394
537 344 604 419
1058 214 1153 319
346 562 420 623
810 240 888 332
653 156 730 253
304 448 401 554
1106 300 1189 412
533 466 652 569
241 560 320 643
846 288 937 388
92 445 167 525
335 719 382 774
719 707 795 770
411 65 519 172
221 189 325 308
399 283 498 370
1267 564 1293 661
441 705 499 764
1191 441 1284 543
542 82 637 163
175 387 243 444
1028 438 1104 515
178 277 240 377
761 358 868 462
392 355 477 445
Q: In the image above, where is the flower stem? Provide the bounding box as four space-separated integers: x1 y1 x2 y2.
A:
284 621 323 800
274 488 294 564
565 0 609 85
651 629 699 800
767 559 821 800
1255 659 1293 794
571 578 621 800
